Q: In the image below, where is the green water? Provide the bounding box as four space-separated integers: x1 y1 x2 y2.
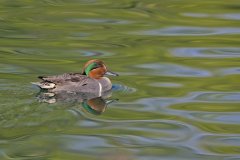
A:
1 0 240 159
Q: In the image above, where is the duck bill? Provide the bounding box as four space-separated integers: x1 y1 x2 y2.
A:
104 71 119 76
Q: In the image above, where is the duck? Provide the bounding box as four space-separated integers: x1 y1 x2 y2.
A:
32 59 118 96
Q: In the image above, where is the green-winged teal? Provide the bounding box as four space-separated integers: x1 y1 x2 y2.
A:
32 59 118 96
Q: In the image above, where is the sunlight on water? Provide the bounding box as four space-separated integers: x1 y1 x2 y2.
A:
0 0 240 159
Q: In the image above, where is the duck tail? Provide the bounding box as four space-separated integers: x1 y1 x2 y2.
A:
38 76 46 80
31 82 55 89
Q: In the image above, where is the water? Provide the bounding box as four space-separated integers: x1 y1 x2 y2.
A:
0 0 240 159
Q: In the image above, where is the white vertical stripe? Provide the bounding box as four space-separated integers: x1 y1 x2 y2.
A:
98 82 102 97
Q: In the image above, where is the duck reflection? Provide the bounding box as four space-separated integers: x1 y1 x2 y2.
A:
82 97 118 115
37 90 118 115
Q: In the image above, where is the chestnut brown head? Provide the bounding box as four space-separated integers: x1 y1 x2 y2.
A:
82 59 118 79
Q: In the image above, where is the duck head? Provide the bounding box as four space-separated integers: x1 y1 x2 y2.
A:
82 59 118 79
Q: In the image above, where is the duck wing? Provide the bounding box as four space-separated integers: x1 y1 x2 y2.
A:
32 73 89 89
39 73 86 84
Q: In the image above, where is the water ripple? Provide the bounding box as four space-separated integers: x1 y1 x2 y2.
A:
68 18 131 24
79 50 114 57
63 135 113 152
134 91 240 113
199 134 240 155
191 113 240 124
183 13 240 20
219 67 240 75
148 82 183 88
112 84 136 93
137 63 212 77
133 27 240 36
0 64 30 74
171 48 240 58
194 92 240 102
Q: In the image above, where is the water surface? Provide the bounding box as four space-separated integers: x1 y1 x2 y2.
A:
0 0 240 159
